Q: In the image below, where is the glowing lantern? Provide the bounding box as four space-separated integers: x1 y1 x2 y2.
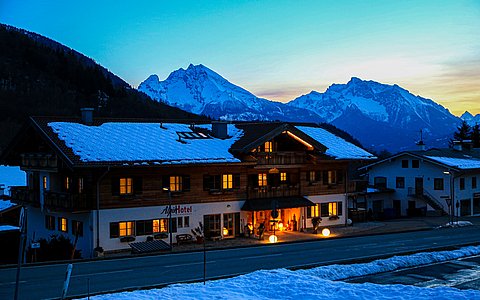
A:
223 227 229 236
269 235 278 243
278 222 284 230
322 228 331 237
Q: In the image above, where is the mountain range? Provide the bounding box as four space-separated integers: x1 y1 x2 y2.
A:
461 111 480 126
139 64 462 152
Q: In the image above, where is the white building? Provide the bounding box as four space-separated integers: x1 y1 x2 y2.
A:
361 144 480 218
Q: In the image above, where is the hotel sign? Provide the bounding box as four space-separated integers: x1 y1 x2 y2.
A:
161 205 193 215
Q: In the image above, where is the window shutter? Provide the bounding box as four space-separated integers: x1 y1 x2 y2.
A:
315 171 321 182
110 223 119 238
133 177 143 194
214 175 221 190
338 201 343 216
306 171 311 182
320 203 329 217
248 174 258 188
337 170 344 184
183 175 190 191
162 176 169 189
322 171 328 185
233 174 241 189
203 175 212 191
111 177 120 196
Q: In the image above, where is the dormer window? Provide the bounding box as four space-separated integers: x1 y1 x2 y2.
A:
265 141 273 152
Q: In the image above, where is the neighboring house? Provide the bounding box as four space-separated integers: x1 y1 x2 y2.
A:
360 142 480 219
0 110 375 258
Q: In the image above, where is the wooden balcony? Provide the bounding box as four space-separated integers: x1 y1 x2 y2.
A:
10 186 39 207
247 185 300 199
20 153 57 169
44 191 92 211
254 152 306 165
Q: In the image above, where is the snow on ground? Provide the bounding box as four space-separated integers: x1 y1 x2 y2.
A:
84 246 480 300
438 221 474 229
0 166 26 195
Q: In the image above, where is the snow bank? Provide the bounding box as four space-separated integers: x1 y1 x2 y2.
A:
84 246 480 300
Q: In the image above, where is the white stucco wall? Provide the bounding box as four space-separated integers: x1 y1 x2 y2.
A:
305 193 346 227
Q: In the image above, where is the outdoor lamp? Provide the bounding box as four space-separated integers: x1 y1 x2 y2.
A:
223 227 229 236
269 234 278 243
322 228 331 237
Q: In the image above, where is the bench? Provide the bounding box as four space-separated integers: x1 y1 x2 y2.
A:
176 233 194 245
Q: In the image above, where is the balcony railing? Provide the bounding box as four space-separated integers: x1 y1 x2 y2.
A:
254 152 306 165
247 185 300 199
20 153 57 169
10 186 39 206
44 191 92 211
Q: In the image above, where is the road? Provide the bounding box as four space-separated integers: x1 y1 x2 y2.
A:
1 226 480 299
348 255 480 290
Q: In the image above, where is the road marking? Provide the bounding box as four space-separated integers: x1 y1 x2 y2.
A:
164 261 217 268
72 269 134 278
240 253 283 260
0 280 26 286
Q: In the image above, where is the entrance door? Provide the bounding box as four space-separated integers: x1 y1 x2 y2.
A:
415 178 424 196
393 200 401 218
223 213 235 238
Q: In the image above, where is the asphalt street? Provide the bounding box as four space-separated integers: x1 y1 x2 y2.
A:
1 225 480 299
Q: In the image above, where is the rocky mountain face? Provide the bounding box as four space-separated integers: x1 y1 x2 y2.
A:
139 66 462 152
288 77 461 151
138 64 324 123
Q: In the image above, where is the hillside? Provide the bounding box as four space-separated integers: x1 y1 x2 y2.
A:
0 24 202 152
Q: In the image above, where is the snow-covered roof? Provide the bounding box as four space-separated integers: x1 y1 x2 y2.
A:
425 156 480 170
0 200 17 213
0 225 19 232
296 126 376 160
49 122 243 165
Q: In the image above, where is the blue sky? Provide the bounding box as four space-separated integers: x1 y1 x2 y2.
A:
1 0 479 115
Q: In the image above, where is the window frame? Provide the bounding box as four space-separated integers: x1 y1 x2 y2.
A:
45 215 55 230
412 160 420 168
71 220 83 237
119 177 133 195
401 160 409 168
434 178 444 190
396 177 405 189
258 173 267 187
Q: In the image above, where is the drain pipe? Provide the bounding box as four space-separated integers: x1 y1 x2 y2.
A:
95 167 110 251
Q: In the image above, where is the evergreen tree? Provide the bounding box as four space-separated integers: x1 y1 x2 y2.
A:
472 124 480 148
453 120 472 141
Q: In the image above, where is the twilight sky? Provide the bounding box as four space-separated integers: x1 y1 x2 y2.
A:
2 0 479 115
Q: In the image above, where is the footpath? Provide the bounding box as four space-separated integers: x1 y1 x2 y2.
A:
167 215 480 253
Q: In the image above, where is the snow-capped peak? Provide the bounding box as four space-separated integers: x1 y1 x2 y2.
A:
461 111 480 126
138 64 323 123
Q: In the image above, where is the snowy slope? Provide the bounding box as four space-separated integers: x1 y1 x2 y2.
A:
85 245 480 300
138 64 324 123
289 77 461 151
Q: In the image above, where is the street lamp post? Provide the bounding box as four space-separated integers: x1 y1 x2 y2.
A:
163 187 173 250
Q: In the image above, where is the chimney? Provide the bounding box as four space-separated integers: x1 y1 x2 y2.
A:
211 121 228 139
452 140 462 151
416 140 426 151
80 108 94 125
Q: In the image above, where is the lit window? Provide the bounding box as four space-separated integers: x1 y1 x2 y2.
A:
328 171 336 184
153 219 160 233
119 221 134 236
258 173 267 187
43 176 48 189
170 176 183 192
265 141 273 152
120 178 132 195
59 217 68 232
222 174 233 189
309 171 316 182
65 177 71 190
329 202 338 216
280 172 287 182
308 204 319 218
160 219 168 232
78 177 84 193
